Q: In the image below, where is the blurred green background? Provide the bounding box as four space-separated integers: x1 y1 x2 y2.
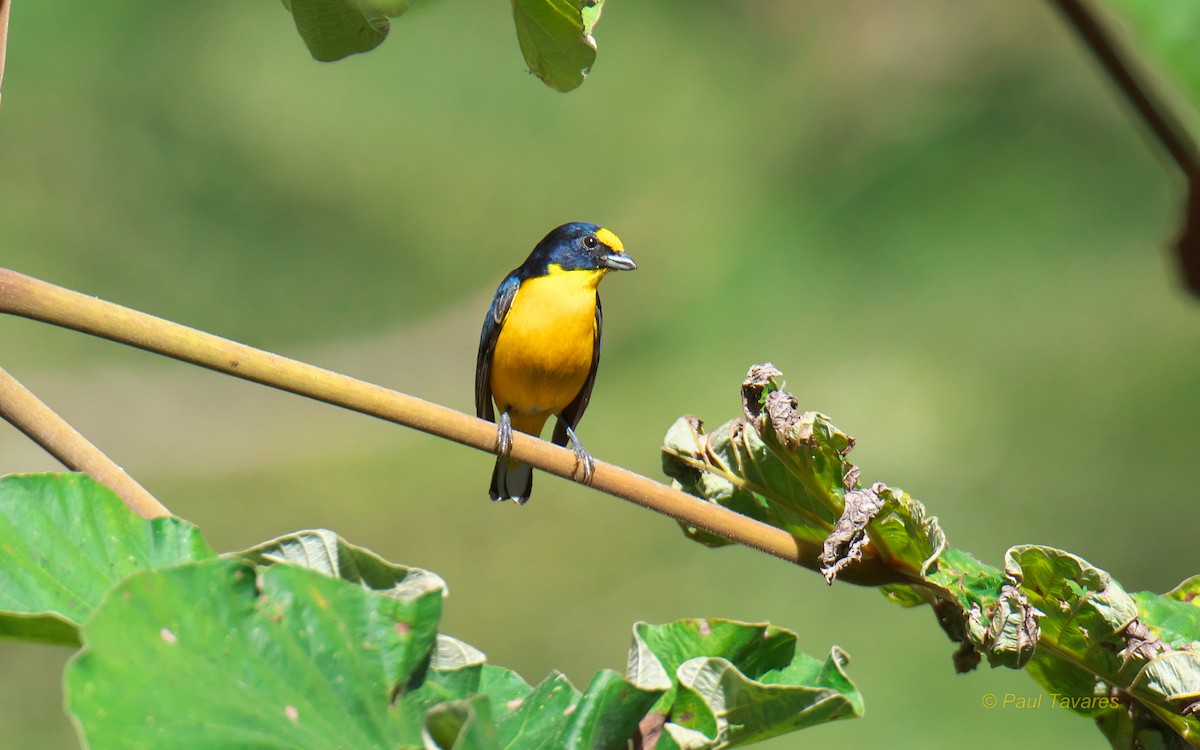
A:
1 0 1198 747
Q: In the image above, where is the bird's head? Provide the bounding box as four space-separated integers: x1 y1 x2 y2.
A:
525 222 637 276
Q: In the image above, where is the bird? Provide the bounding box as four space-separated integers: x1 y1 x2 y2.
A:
475 222 636 504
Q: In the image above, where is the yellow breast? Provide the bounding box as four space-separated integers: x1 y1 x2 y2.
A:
490 266 604 435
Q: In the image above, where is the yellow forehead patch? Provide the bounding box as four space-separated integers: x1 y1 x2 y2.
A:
595 227 624 253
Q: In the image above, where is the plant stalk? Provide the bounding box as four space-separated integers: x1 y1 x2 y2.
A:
0 267 909 587
0 365 170 518
1048 0 1199 178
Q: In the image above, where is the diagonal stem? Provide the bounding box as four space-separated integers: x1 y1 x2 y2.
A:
0 267 910 587
0 365 170 518
1048 0 1199 178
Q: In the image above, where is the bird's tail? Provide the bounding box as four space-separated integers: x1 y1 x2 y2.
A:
490 458 533 505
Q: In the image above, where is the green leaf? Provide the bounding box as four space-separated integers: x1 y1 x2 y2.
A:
510 0 599 92
630 619 862 749
1006 545 1137 661
631 619 794 712
661 417 779 548
408 619 861 750
396 634 576 748
1008 546 1200 743
58 520 861 749
0 472 214 646
406 638 661 750
66 557 444 749
281 0 410 62
661 414 843 547
870 484 946 578
666 647 862 748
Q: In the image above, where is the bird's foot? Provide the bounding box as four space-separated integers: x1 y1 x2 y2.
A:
565 425 595 484
496 412 513 458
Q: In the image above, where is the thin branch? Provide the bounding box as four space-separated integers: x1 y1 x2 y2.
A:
0 267 911 587
1049 0 1199 178
0 365 170 518
0 0 8 105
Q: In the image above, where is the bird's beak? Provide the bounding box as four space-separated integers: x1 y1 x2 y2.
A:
602 253 637 271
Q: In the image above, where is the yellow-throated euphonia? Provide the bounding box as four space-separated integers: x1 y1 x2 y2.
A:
475 222 636 504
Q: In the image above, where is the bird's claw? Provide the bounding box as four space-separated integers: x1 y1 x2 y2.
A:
566 425 595 484
496 412 513 458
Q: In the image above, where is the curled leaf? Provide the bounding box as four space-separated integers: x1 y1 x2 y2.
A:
740 362 784 423
237 528 447 599
630 620 862 749
980 584 1041 669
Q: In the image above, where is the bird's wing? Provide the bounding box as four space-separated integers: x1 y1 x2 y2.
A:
476 273 521 423
552 293 602 447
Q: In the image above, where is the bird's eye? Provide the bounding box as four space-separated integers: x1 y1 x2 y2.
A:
583 235 599 249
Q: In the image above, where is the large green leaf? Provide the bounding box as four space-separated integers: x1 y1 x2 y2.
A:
0 472 214 645
66 557 445 749
61 526 859 749
510 0 602 92
280 0 410 62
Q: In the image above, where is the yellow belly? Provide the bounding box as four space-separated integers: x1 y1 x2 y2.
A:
490 268 603 436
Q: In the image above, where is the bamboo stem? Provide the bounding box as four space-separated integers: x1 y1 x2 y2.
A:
0 267 908 587
0 364 170 518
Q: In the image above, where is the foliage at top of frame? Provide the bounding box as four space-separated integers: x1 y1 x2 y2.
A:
279 0 604 92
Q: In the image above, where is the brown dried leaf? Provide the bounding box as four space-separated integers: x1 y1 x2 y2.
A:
740 363 784 423
1119 619 1167 664
819 483 886 584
